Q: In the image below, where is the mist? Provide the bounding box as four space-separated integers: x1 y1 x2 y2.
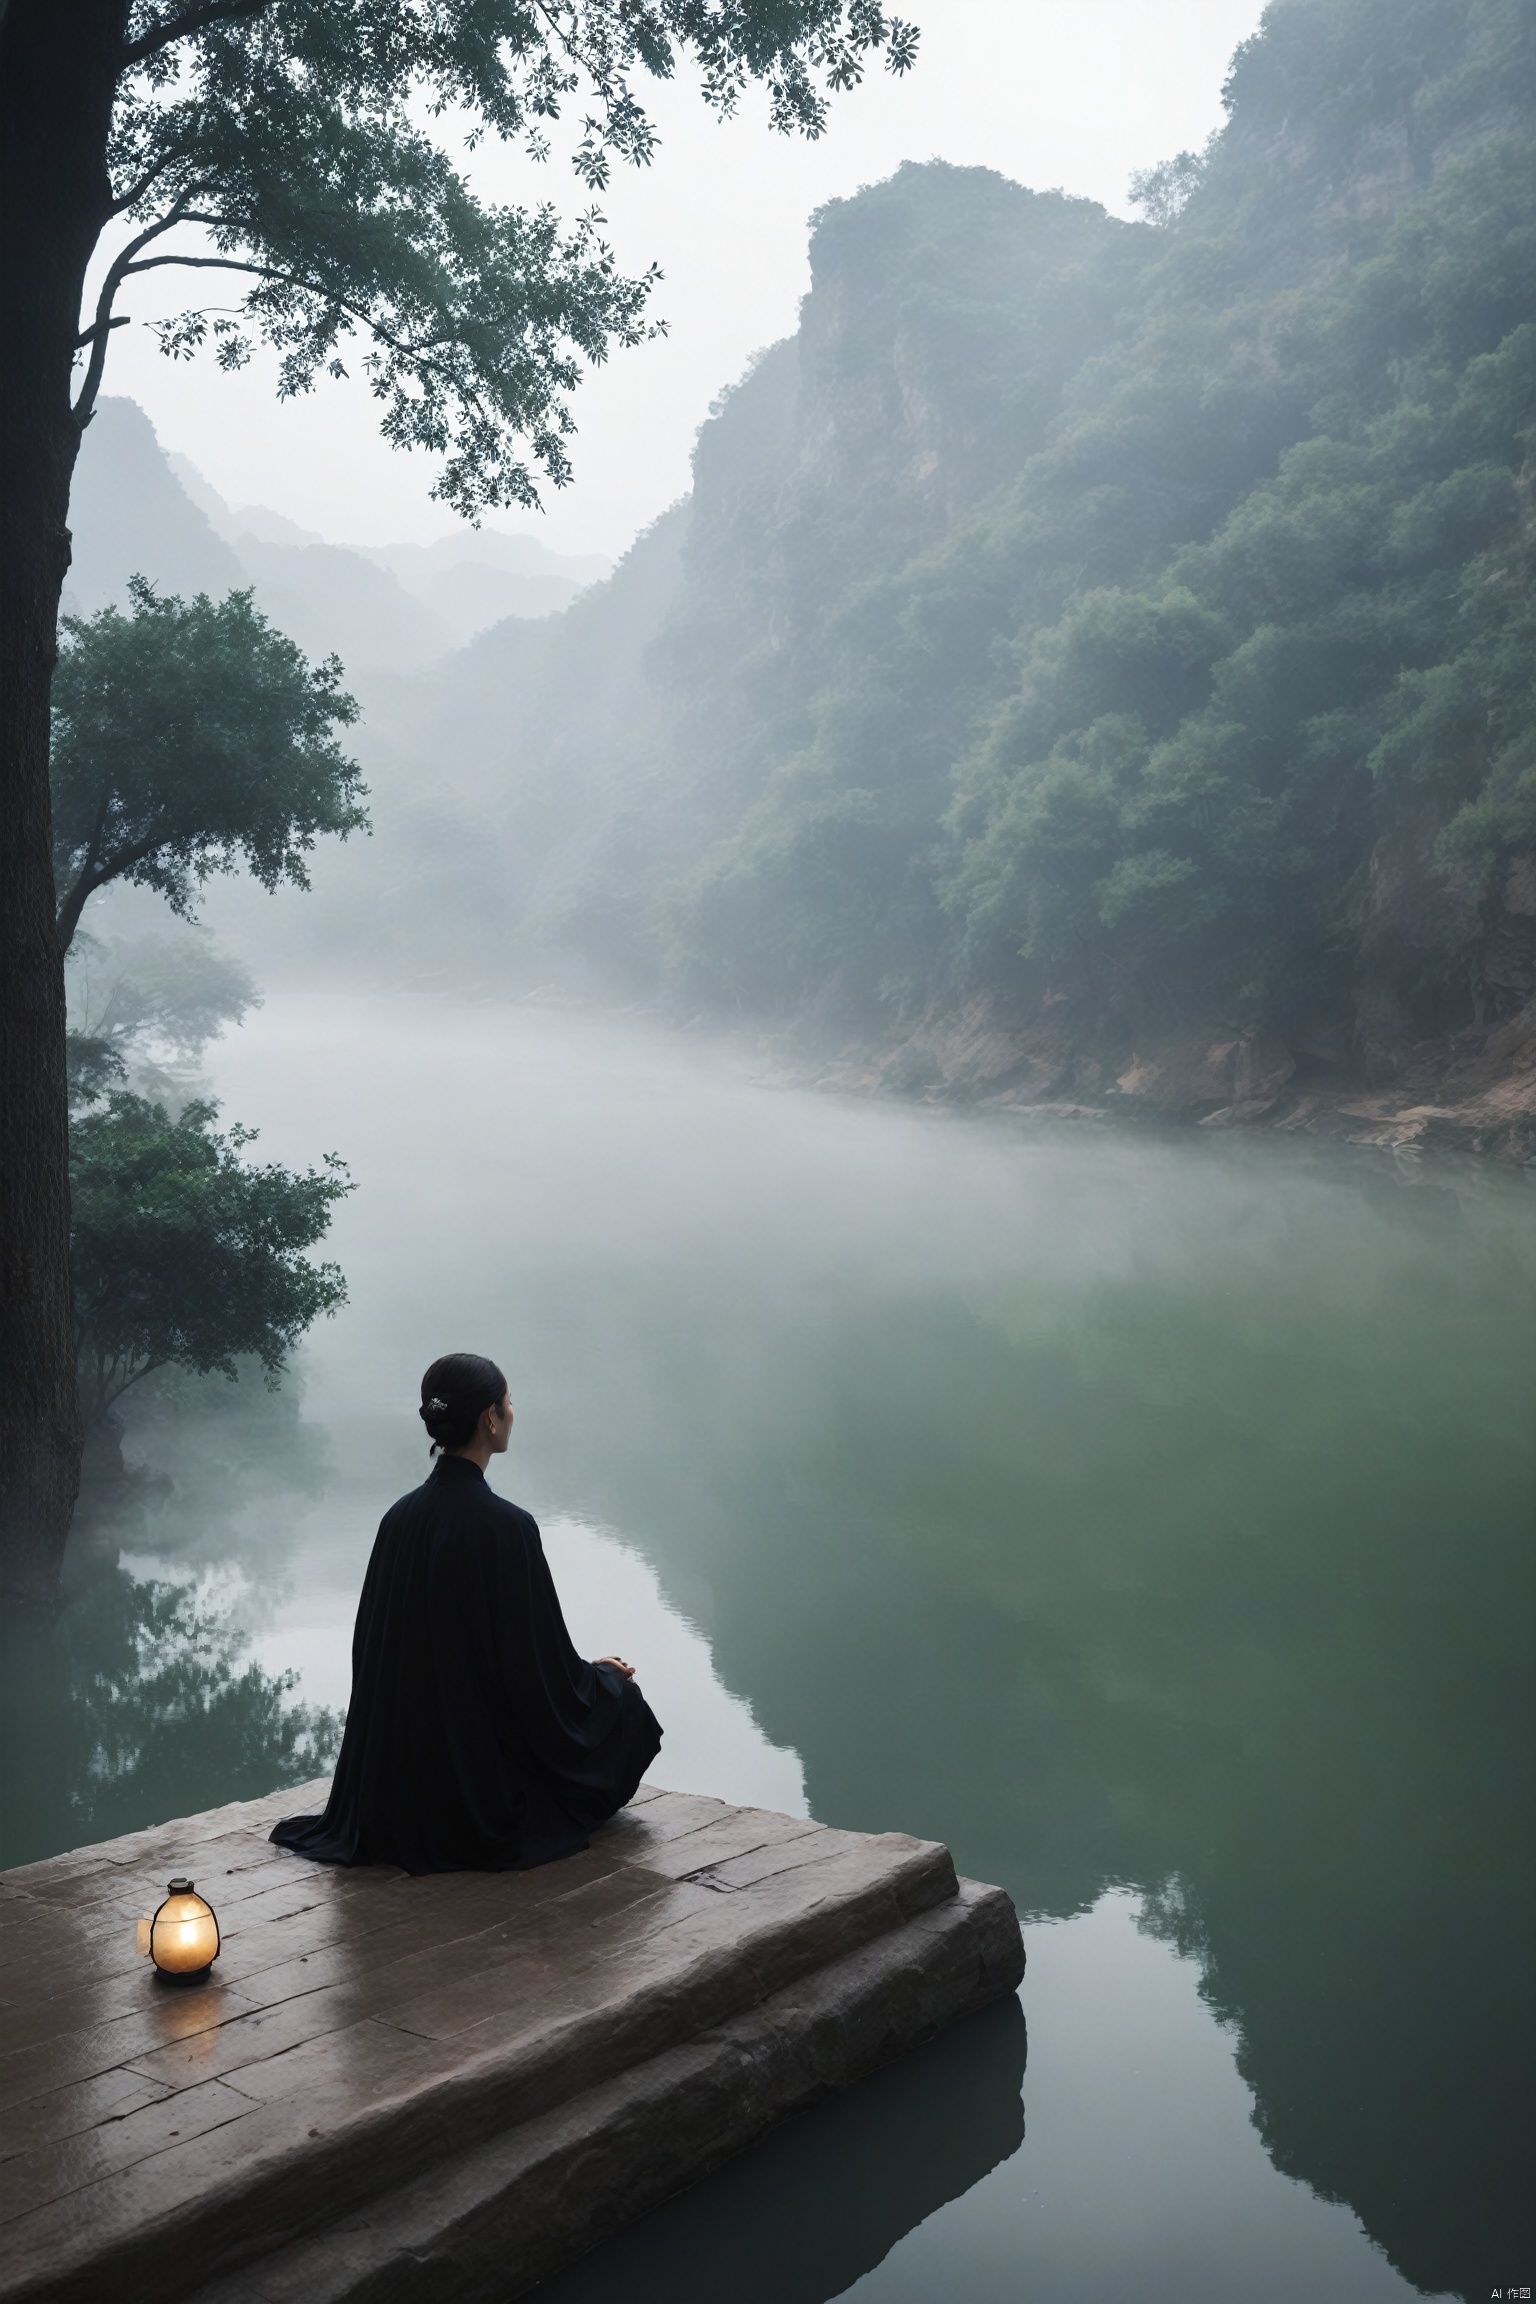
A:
93 0 1268 558
43 974 1534 2300
12 2 1534 2299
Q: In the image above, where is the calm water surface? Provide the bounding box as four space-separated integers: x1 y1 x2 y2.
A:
5 992 1532 2304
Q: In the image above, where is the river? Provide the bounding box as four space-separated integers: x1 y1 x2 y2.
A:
7 991 1533 2303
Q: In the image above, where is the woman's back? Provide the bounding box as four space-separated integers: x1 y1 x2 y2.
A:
273 1450 661 1874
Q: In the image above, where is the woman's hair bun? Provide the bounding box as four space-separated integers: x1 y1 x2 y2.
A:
418 1354 506 1453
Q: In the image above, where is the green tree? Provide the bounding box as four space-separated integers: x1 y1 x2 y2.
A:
497 2 1532 1077
52 577 366 951
69 1092 351 1431
0 0 916 1599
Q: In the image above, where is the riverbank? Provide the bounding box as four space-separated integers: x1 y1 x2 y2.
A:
14 983 1527 2299
795 994 1536 1165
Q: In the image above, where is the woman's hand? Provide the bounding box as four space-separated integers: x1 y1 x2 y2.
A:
596 1654 636 1680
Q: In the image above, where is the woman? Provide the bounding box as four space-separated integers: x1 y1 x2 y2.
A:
271 1353 662 1873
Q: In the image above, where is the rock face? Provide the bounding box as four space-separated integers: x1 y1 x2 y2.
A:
817 990 1536 1163
1115 1034 1297 1123
0 1784 1023 2304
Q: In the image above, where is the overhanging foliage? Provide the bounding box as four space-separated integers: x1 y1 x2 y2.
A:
70 1093 352 1425
82 1 918 511
51 578 366 951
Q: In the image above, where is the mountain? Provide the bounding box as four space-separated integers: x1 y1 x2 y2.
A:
66 399 247 615
69 401 451 673
365 532 609 643
397 0 1535 1150
168 447 607 646
163 459 322 548
64 0 1536 1156
70 409 607 673
212 532 455 675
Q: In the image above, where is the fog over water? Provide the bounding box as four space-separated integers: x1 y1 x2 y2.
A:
73 981 1526 2304
25 3 1535 2290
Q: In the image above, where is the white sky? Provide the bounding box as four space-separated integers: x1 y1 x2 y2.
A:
98 0 1265 560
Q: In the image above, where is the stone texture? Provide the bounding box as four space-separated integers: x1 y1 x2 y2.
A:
803 980 1536 1162
0 1785 1023 2304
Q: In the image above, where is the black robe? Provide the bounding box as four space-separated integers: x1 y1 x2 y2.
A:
270 1454 662 1874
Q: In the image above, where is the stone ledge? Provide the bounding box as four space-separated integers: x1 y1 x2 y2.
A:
0 1786 1023 2304
190 1880 1022 2304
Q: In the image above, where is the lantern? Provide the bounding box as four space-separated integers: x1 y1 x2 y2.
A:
148 1877 220 1981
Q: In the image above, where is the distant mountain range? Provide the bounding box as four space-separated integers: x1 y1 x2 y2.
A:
64 398 609 673
295 0 1530 1164
64 0 1535 1172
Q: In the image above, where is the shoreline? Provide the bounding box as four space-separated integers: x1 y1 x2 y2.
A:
782 997 1536 1168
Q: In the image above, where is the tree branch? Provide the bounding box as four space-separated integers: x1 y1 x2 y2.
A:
73 198 200 424
56 826 182 955
117 252 475 389
56 779 119 955
122 0 274 69
110 143 194 219
74 315 129 352
56 871 109 956
101 1353 168 1411
118 251 272 276
530 0 609 86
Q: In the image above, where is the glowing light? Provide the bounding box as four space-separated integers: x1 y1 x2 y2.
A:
147 1878 220 1980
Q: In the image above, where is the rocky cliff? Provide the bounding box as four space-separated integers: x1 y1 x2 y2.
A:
451 0 1535 1156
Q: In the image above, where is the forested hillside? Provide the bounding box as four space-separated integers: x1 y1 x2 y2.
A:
69 0 1533 1144
451 0 1534 1144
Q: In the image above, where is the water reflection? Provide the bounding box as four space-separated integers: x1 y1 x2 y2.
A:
0 1562 340 1869
544 1998 1026 2304
13 993 1531 2301
552 1893 1430 2304
541 1518 806 1816
516 1175 1531 2300
838 1894 1424 2304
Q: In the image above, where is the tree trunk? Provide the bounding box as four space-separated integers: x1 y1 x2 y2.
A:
0 0 125 1599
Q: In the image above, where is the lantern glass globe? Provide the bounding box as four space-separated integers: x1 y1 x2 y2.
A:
149 1878 220 1978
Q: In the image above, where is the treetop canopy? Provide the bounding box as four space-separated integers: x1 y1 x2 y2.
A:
51 577 366 953
82 1 918 513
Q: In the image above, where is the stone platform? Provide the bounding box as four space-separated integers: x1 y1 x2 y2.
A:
0 1782 1024 2303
